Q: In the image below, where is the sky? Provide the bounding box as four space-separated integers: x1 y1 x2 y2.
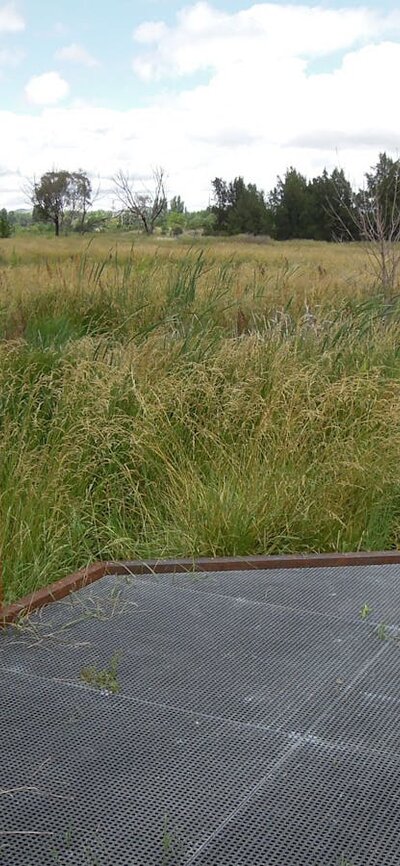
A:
1 0 400 210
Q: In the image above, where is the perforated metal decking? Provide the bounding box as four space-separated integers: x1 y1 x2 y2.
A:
1 564 400 865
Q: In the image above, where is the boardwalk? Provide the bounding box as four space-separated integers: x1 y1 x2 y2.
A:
1 563 400 865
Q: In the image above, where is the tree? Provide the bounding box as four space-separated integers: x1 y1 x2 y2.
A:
328 153 400 298
228 179 273 235
68 171 92 231
186 210 216 234
307 168 356 241
0 209 12 238
211 177 230 232
73 210 110 233
269 168 309 240
361 153 400 241
7 210 31 229
211 176 272 235
169 195 185 214
112 167 167 234
356 154 400 297
166 211 185 236
28 170 92 236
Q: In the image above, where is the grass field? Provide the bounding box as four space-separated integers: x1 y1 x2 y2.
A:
1 233 400 603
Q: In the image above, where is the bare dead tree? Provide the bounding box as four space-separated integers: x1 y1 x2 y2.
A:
112 167 167 234
356 172 400 300
328 159 400 301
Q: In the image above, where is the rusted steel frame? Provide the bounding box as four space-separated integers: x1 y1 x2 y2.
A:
1 550 400 626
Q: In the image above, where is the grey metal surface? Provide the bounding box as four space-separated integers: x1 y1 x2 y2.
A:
1 564 399 865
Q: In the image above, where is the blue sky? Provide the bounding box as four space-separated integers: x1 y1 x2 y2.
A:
5 0 398 109
5 0 255 110
1 1 400 208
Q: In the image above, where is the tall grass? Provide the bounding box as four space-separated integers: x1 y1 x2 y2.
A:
1 235 400 602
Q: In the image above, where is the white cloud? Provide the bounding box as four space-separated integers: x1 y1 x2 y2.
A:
0 2 24 33
55 42 100 68
134 20 168 44
2 3 400 210
25 72 70 106
132 1 400 80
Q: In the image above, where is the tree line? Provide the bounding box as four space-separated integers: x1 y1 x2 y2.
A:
1 153 399 245
211 154 400 243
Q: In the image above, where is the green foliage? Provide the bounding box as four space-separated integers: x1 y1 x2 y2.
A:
307 169 357 242
161 208 216 236
0 208 12 238
211 176 273 235
211 166 357 241
169 195 185 214
269 168 310 240
2 150 399 244
80 652 121 694
7 210 32 229
73 210 110 233
210 167 355 241
186 210 216 234
166 211 185 236
359 152 400 240
31 169 92 236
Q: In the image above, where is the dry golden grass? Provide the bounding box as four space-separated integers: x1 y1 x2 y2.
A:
1 233 399 602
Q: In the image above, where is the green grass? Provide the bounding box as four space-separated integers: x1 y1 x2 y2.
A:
1 236 400 603
80 652 121 694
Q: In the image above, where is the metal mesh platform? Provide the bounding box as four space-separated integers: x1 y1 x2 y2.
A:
1 564 399 865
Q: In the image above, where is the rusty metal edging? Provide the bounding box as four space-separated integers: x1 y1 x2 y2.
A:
1 550 400 626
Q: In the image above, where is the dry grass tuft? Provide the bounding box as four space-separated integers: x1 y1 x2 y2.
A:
1 234 399 602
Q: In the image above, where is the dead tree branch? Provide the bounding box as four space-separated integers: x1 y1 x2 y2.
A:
112 167 167 234
328 159 400 301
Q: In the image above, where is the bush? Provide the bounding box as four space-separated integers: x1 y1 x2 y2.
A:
0 208 12 238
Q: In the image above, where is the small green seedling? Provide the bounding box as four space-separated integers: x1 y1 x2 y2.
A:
161 813 186 864
376 623 388 641
162 815 173 856
80 652 121 694
360 603 372 620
